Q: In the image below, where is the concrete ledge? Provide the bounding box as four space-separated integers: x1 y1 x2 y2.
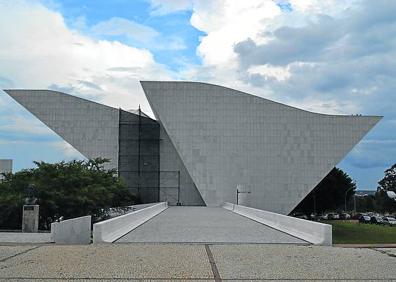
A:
0 232 53 243
223 202 332 246
51 215 91 244
107 203 158 218
93 202 168 243
128 203 158 211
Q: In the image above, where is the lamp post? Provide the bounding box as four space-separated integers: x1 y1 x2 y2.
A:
313 193 316 215
177 170 181 206
344 187 354 212
353 194 357 215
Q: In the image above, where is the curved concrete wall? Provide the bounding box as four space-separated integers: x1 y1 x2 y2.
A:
93 202 168 243
223 203 332 246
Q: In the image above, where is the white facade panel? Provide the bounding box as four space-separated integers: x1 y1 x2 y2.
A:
142 81 381 214
4 90 119 169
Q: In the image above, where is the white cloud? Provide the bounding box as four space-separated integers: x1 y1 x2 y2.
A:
286 98 359 115
88 16 187 51
248 64 291 82
289 0 359 15
147 0 193 15
0 0 176 159
90 17 160 44
0 0 394 187
0 116 51 135
191 0 281 66
0 0 176 113
176 0 395 120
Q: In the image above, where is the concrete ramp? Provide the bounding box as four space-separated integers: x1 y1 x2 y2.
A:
116 207 307 244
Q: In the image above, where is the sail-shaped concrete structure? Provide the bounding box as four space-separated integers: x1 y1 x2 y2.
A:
4 82 381 214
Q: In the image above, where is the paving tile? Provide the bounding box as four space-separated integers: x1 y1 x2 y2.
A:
211 244 396 280
0 244 212 280
0 245 38 261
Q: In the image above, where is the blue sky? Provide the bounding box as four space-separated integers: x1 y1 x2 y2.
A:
0 0 395 190
53 0 204 69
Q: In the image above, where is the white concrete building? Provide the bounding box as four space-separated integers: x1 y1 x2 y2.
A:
0 159 12 180
4 82 381 214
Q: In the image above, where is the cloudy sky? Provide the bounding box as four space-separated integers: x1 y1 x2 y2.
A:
0 0 395 190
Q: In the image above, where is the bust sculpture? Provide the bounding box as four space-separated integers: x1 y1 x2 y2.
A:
24 183 38 205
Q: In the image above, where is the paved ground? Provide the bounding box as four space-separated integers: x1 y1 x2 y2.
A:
0 244 395 281
117 207 306 244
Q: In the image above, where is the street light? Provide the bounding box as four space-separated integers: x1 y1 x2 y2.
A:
312 194 316 215
344 187 354 212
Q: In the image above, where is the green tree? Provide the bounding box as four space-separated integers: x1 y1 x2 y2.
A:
374 189 396 213
378 163 396 192
376 164 396 213
0 158 137 230
291 167 356 215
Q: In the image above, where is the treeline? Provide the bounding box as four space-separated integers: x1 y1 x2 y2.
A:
293 164 396 215
0 158 137 230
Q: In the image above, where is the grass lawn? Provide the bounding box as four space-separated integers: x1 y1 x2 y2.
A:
326 220 396 244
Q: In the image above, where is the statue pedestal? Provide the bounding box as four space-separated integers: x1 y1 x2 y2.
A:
22 205 39 232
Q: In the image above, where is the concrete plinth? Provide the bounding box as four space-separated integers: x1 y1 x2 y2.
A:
22 205 39 232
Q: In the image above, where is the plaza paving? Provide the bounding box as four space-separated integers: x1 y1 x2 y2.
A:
1 207 395 280
0 244 395 281
116 206 306 244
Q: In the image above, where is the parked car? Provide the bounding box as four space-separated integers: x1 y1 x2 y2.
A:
382 217 396 226
352 213 363 220
359 215 371 223
370 216 383 225
328 213 340 220
294 213 308 220
339 213 351 220
321 214 329 220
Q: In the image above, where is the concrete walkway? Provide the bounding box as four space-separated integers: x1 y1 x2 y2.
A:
1 244 396 281
116 206 306 244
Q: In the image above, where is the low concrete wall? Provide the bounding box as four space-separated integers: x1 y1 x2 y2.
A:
223 203 332 246
0 232 53 243
0 215 91 244
51 215 91 244
93 202 168 243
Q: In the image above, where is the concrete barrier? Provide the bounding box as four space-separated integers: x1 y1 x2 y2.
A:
222 203 332 246
51 215 91 244
93 202 168 243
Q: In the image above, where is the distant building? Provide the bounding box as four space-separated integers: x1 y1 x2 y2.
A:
0 159 12 180
4 82 381 214
355 190 376 197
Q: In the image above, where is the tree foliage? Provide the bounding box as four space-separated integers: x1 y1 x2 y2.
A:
291 167 356 215
375 163 396 213
0 158 137 230
378 163 396 192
